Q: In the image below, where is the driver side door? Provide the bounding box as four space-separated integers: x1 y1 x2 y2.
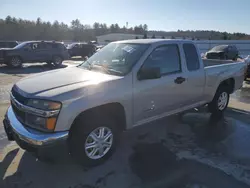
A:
21 42 37 62
133 44 188 125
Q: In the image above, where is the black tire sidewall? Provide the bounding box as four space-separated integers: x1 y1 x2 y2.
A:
208 86 229 115
9 56 22 68
69 116 119 167
53 56 62 67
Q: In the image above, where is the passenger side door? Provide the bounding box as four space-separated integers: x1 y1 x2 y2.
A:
35 42 51 61
133 44 189 125
73 44 81 56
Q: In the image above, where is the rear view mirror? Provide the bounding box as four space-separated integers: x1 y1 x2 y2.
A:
137 67 161 80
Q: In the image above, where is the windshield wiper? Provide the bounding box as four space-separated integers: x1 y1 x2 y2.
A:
91 64 109 73
78 60 92 70
92 64 123 75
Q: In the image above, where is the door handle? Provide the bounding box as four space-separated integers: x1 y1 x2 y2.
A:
174 77 186 84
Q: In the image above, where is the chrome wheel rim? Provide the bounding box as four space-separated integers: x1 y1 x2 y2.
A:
218 92 228 110
85 127 113 160
11 57 21 67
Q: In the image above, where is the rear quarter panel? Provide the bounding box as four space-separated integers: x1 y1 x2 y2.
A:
204 61 247 102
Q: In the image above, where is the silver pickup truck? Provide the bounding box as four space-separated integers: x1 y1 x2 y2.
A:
3 39 247 166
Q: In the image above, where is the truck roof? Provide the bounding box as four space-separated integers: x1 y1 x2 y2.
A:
114 39 194 44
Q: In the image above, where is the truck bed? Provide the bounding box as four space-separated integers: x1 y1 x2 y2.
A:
202 58 244 67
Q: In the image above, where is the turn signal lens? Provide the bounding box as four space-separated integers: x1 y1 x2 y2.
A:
46 117 57 130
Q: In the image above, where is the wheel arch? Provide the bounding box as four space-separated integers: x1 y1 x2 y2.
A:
7 55 23 66
218 77 235 94
70 102 127 133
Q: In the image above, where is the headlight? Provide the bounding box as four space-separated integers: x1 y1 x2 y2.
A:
27 99 61 110
26 113 57 131
26 99 61 131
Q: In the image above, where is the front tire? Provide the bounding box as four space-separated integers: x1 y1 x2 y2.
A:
208 86 229 115
69 116 119 167
8 56 22 68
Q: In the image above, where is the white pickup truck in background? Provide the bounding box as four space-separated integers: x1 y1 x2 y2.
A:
3 39 247 166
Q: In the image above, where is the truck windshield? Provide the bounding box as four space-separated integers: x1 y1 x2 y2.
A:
67 43 77 49
13 42 29 49
210 45 228 52
78 43 149 75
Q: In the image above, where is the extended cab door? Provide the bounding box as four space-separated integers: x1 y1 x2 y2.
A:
133 43 189 125
181 43 205 105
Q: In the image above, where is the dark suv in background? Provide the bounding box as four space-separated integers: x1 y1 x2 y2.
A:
0 41 69 67
67 42 97 58
0 41 19 48
205 45 239 60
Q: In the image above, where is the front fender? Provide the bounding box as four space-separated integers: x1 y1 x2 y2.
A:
55 97 132 132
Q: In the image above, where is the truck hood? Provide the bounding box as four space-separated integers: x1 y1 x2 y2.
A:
15 66 122 96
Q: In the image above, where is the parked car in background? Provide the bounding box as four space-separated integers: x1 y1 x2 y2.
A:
0 41 69 67
96 45 104 51
88 41 98 45
0 41 19 48
205 45 239 60
3 39 247 167
67 42 97 57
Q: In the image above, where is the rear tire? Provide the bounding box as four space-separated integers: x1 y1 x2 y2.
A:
69 115 119 167
208 85 229 115
8 56 22 68
233 55 238 61
52 56 63 67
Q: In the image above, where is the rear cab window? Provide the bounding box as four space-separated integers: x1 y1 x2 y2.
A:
183 43 200 71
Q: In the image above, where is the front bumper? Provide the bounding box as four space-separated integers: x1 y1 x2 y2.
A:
3 106 69 149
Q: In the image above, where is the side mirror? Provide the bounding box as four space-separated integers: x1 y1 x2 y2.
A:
137 67 161 80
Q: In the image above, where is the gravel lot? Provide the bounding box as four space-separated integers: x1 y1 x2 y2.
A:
1 61 250 188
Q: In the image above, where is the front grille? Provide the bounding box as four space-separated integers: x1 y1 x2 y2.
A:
11 87 28 124
11 87 28 105
11 100 26 124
